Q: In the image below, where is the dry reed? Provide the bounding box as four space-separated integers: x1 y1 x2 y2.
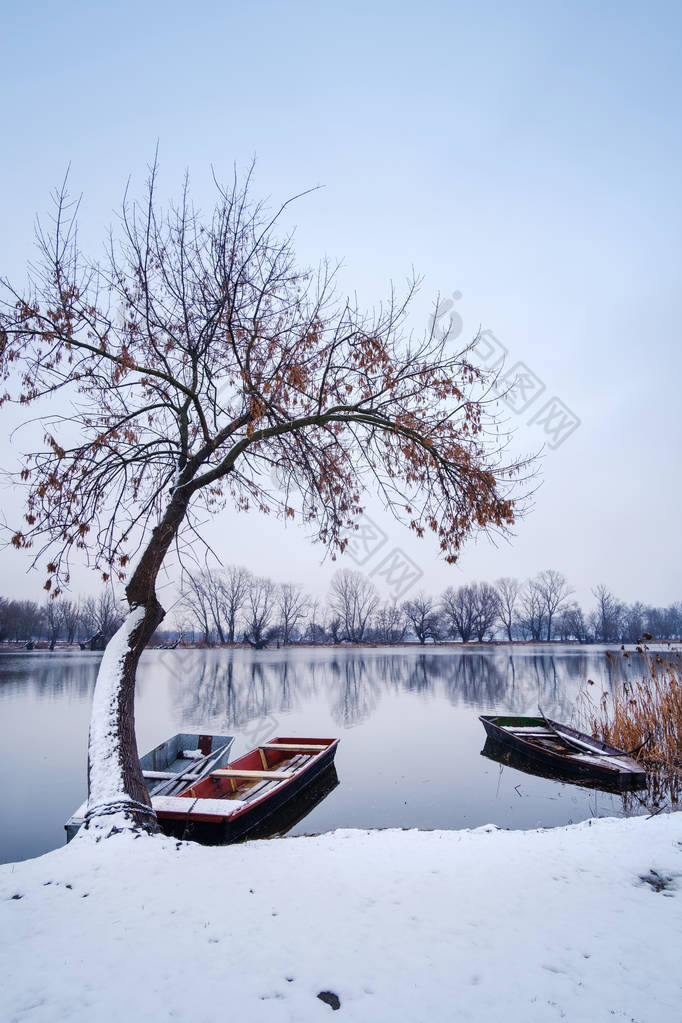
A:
578 645 682 775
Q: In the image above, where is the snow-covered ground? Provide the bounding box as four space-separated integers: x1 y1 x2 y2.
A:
1 815 681 1022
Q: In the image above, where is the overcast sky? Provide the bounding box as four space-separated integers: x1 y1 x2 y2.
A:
1 0 680 612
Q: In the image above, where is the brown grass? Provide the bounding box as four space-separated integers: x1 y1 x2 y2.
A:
578 646 682 774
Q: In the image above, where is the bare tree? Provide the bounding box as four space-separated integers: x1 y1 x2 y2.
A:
441 584 476 642
373 602 408 644
327 615 344 644
58 599 81 645
403 593 441 644
590 585 624 643
80 591 124 643
557 603 589 643
45 599 61 649
0 599 44 643
244 576 276 648
495 576 520 642
204 571 228 643
328 570 379 642
622 601 646 644
303 599 327 644
0 165 528 830
472 582 499 642
0 597 8 643
276 582 309 644
220 565 251 643
518 578 545 641
180 571 214 645
535 569 573 641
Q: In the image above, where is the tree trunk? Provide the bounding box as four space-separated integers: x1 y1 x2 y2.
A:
85 492 190 833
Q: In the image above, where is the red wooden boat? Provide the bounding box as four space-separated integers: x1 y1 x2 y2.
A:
152 736 339 843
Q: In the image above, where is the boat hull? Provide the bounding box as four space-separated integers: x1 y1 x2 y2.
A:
479 715 647 789
153 737 340 844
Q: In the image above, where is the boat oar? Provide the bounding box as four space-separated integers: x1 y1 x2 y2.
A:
165 741 233 795
538 706 650 760
537 706 597 755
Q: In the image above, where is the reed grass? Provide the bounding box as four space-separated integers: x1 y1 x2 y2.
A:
578 645 682 775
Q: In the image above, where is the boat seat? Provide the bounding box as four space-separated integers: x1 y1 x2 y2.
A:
211 768 293 781
142 769 200 781
259 743 327 752
510 728 556 736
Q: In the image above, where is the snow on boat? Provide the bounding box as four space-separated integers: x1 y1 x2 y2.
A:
479 715 647 789
65 732 234 841
152 736 340 844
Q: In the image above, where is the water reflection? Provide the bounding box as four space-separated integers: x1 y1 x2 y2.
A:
0 644 674 865
169 646 650 733
480 738 647 796
0 651 100 699
329 658 379 726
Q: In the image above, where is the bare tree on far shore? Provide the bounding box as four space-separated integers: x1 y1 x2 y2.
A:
495 577 520 641
221 566 251 644
45 600 60 649
536 569 573 641
403 593 442 644
472 582 500 642
590 584 625 643
328 570 379 643
180 572 214 645
58 599 81 645
557 603 589 643
441 584 476 643
80 591 124 643
244 577 276 648
518 578 545 641
276 583 309 644
374 602 408 644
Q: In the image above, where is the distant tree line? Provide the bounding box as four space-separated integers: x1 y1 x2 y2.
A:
2 568 680 648
0 592 124 647
173 566 681 646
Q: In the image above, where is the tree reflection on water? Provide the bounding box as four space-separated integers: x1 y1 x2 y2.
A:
159 645 682 814
166 645 653 732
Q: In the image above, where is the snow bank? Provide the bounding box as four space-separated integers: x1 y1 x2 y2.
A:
1 815 681 1022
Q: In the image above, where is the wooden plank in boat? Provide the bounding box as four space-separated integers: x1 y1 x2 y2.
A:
211 768 293 781
259 743 328 752
221 756 309 799
152 795 245 816
510 728 556 735
142 769 200 781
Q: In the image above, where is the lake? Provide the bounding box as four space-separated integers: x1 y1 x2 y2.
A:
0 643 667 864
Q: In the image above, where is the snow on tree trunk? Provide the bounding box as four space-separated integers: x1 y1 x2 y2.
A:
85 606 156 833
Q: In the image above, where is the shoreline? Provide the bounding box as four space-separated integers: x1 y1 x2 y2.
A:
2 639 677 653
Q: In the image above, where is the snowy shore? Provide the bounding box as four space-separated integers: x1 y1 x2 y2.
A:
1 814 681 1022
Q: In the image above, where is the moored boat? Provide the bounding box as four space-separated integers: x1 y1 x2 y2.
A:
152 736 340 843
479 715 647 788
65 732 234 841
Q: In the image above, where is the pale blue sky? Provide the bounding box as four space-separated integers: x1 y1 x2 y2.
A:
1 1 681 608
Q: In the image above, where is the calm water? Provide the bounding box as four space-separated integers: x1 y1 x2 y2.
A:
0 644 660 864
